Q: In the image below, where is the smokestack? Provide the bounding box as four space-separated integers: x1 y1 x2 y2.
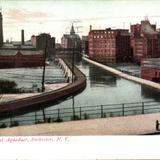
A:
0 10 3 47
21 29 24 45
90 25 92 31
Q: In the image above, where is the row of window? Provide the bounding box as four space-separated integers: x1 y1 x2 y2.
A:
91 49 115 53
90 46 115 49
93 35 115 39
93 31 115 34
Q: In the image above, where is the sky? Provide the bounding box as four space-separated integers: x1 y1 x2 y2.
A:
1 0 160 42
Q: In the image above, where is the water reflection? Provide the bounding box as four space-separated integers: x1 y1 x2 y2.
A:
141 86 160 101
89 65 117 87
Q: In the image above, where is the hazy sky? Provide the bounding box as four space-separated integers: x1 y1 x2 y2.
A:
1 0 160 42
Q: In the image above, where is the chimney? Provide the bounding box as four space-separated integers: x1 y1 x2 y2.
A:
0 10 3 47
21 29 24 45
90 25 92 31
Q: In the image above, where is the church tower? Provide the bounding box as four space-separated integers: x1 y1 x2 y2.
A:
70 24 75 35
0 9 3 47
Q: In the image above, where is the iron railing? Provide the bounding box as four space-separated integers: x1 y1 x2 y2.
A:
0 101 160 128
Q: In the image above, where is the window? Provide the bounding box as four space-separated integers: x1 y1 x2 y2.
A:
155 71 157 77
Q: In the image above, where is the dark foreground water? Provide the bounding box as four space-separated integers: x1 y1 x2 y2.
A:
0 56 160 126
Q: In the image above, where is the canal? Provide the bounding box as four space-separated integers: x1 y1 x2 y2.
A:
0 55 160 126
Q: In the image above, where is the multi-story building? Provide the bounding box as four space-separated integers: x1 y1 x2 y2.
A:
131 19 160 63
0 11 3 48
88 28 132 63
31 33 55 58
61 24 81 53
141 58 160 82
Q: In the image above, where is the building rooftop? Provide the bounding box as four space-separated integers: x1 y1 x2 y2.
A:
0 49 43 56
141 22 157 34
2 43 36 50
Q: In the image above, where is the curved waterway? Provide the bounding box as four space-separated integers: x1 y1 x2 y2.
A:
0 56 160 126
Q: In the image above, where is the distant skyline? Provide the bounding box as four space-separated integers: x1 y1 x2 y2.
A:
1 0 160 42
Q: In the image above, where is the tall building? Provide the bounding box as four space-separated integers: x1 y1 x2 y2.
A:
31 33 55 58
88 28 132 63
0 11 3 48
61 24 81 53
131 19 160 63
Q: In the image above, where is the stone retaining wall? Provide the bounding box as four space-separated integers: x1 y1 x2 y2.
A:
58 58 74 83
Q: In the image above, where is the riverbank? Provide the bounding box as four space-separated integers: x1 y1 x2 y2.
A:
0 83 68 103
0 112 159 135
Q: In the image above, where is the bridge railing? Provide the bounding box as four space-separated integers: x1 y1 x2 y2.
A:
0 101 160 128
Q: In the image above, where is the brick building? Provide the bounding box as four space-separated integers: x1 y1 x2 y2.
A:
141 58 160 82
31 33 55 58
88 28 132 63
131 19 160 63
0 50 44 68
0 11 3 48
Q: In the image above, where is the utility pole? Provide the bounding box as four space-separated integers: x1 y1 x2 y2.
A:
42 35 47 92
72 40 77 83
72 45 75 83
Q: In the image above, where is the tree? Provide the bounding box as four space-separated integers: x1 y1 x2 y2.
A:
0 79 18 93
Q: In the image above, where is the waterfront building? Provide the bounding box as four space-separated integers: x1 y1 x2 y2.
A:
141 58 160 82
0 49 44 68
61 24 82 53
31 33 55 58
88 28 132 63
131 19 160 63
0 11 3 48
0 27 44 68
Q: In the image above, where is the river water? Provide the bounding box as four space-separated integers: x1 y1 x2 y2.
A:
0 64 67 89
0 56 160 126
